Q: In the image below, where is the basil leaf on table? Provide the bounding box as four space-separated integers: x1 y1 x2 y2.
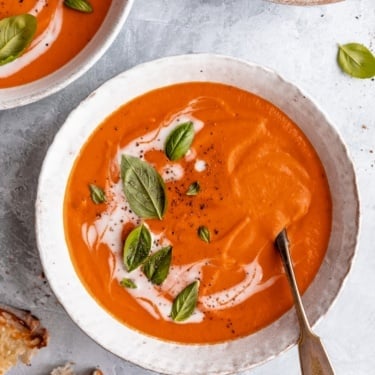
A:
165 122 195 161
337 43 375 79
120 278 137 289
0 14 37 66
198 226 211 243
64 0 93 13
89 184 106 204
186 181 200 196
143 246 172 285
171 280 200 322
123 224 152 272
121 155 167 220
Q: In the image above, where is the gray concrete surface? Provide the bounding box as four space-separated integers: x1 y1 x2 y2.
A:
1 0 374 374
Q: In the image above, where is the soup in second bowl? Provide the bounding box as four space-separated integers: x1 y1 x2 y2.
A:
0 0 111 88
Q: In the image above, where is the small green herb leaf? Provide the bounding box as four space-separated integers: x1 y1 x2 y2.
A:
121 155 167 220
171 280 200 322
143 246 172 285
89 184 106 204
64 0 93 13
120 278 137 289
165 122 195 161
337 43 375 79
0 14 37 66
123 224 151 272
186 181 200 196
198 226 210 243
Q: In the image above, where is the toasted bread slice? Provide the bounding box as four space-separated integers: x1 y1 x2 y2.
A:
0 303 48 375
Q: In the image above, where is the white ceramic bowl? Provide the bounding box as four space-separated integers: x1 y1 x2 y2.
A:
36 54 359 375
0 0 133 110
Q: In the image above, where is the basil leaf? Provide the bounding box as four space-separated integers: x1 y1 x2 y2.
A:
120 278 137 289
0 14 37 66
186 181 200 196
89 184 106 204
165 122 195 161
123 224 151 272
171 280 200 322
64 0 93 13
198 226 210 243
337 43 375 79
143 246 172 285
121 155 167 220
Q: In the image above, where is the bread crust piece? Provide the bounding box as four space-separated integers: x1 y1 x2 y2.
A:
0 303 48 374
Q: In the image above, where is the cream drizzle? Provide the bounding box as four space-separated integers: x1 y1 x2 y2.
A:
200 259 280 311
0 1 63 78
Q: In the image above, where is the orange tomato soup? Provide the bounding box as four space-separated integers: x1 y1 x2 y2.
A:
0 0 111 88
64 82 332 343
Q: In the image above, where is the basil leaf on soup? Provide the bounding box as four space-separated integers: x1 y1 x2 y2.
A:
123 224 152 272
186 181 200 196
337 43 375 79
143 246 172 285
121 155 167 220
198 225 210 243
171 280 200 322
0 14 37 66
165 122 195 161
120 278 137 289
89 184 106 204
64 0 93 13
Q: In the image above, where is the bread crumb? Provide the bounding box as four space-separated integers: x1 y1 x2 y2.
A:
49 364 104 375
50 363 75 375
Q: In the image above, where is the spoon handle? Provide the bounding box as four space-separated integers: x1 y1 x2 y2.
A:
275 229 335 375
299 330 335 375
275 229 310 330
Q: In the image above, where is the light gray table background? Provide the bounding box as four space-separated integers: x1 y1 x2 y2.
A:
1 0 374 374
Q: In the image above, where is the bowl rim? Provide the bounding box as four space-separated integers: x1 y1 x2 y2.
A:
0 0 134 110
35 53 360 375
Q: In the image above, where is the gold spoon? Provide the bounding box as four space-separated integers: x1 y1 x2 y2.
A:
275 228 335 375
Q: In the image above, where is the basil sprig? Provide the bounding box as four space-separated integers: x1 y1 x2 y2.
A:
198 226 210 243
64 0 93 13
337 43 375 79
121 155 167 220
123 224 151 272
0 14 37 66
89 184 106 204
143 246 172 285
171 280 200 322
165 122 195 161
186 181 200 196
120 278 137 289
